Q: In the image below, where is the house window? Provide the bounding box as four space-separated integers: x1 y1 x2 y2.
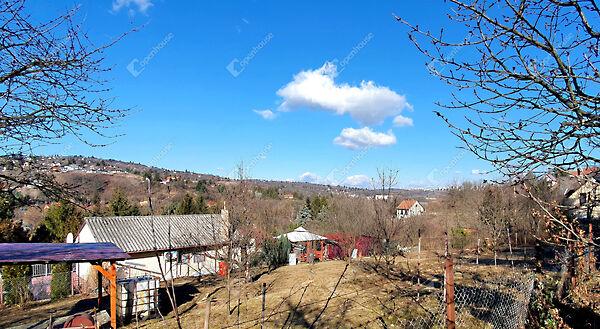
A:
194 254 206 263
178 253 190 264
580 193 588 205
32 264 52 277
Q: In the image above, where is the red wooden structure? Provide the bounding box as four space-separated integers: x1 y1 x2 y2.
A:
277 227 329 263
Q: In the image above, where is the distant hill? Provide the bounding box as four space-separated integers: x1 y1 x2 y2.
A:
7 155 444 228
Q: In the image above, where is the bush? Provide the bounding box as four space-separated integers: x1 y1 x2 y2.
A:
451 228 470 250
262 236 291 271
50 263 71 300
1 265 32 305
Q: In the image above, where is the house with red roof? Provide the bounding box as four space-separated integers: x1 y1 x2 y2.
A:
396 199 424 219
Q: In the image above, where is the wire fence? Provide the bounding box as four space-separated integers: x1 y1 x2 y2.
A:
0 235 557 329
394 269 535 329
0 270 74 305
189 252 537 329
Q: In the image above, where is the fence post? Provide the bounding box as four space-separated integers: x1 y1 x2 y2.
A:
590 223 596 273
48 312 54 329
236 289 241 329
204 298 212 329
261 282 266 328
476 238 480 265
445 233 456 329
507 227 514 267
417 229 421 301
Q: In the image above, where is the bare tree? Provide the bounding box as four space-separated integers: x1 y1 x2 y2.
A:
397 0 599 249
371 168 405 269
0 0 127 202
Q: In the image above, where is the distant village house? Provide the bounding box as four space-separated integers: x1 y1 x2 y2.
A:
396 199 424 219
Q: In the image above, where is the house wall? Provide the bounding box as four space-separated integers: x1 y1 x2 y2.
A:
117 250 221 280
75 223 225 290
396 202 425 219
564 180 600 220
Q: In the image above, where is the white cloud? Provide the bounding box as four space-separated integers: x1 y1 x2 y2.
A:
112 0 153 14
393 115 414 127
471 169 482 175
333 127 396 149
343 174 371 188
277 62 412 126
253 109 276 120
299 172 320 183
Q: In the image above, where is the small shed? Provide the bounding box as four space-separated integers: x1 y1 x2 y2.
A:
277 227 329 262
0 243 129 329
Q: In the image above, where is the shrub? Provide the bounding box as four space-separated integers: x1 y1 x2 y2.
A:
50 263 71 300
1 265 32 305
262 236 291 271
451 228 470 250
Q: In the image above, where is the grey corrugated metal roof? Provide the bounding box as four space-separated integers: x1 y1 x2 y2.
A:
84 214 228 254
276 226 327 243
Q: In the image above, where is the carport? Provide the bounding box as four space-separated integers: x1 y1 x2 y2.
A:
0 242 129 328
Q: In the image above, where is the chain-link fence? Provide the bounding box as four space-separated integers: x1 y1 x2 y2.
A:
0 269 74 305
396 269 535 328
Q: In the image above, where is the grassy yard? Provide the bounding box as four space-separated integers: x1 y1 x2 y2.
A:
129 252 523 328
0 251 531 328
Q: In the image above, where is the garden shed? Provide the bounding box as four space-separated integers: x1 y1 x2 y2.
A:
277 227 330 262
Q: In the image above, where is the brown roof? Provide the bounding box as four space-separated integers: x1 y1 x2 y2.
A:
396 199 417 210
569 167 599 176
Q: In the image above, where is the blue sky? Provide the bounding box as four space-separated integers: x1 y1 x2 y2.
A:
30 0 491 188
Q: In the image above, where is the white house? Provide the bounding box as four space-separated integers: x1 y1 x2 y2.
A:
396 199 424 219
75 209 230 285
561 168 600 221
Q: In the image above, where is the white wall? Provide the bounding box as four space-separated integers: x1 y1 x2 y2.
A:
75 223 225 286
396 202 425 219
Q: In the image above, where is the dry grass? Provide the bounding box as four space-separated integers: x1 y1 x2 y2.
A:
129 252 521 329
0 251 528 328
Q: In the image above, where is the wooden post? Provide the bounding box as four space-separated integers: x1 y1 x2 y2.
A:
507 227 514 267
204 298 212 329
476 238 480 265
93 263 118 329
590 223 595 273
48 312 54 329
417 229 421 301
445 233 456 329
97 268 102 309
236 289 241 329
109 263 117 329
261 282 266 328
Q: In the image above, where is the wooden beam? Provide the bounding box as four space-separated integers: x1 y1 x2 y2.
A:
96 269 102 309
92 263 118 329
109 262 117 329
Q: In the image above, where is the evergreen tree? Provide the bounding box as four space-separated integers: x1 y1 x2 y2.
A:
195 180 208 194
31 202 82 242
0 193 27 243
295 204 311 224
108 188 140 216
176 193 195 215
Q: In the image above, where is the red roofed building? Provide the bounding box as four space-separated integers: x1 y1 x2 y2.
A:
396 199 424 219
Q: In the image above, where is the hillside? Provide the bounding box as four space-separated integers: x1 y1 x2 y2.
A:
6 155 444 228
